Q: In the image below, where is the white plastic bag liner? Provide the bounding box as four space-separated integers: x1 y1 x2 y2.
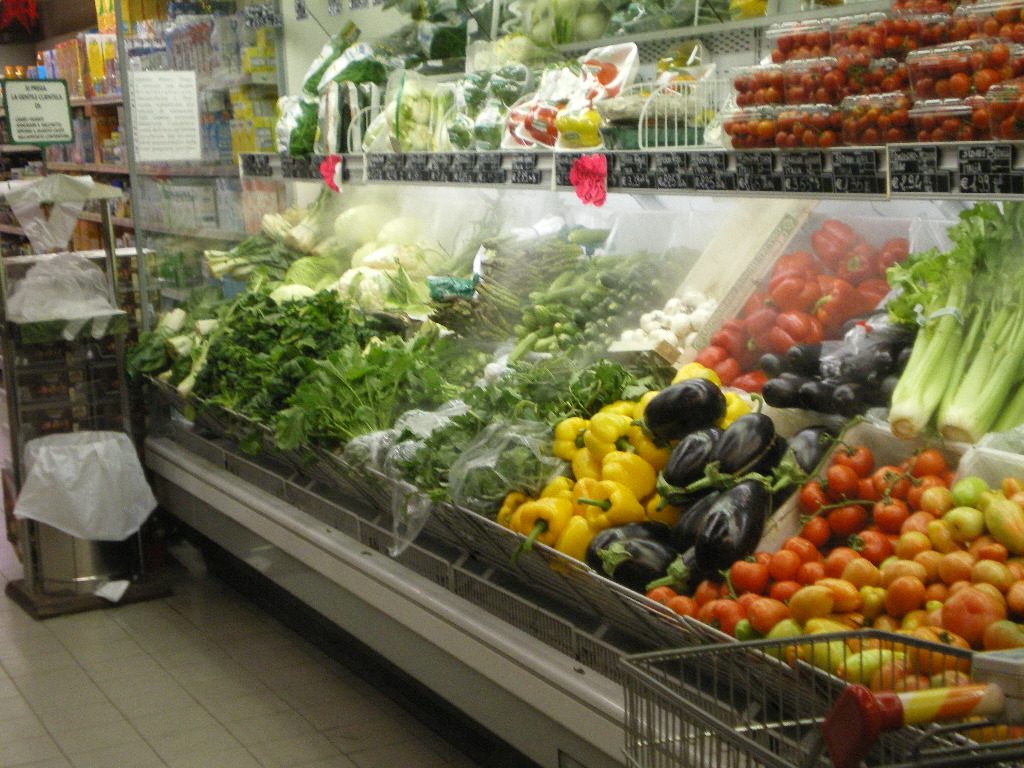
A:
0 175 120 255
13 431 157 541
7 254 117 324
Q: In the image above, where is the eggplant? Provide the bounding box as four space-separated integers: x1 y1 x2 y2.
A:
833 382 868 417
694 480 772 574
713 413 778 475
870 374 901 407
597 537 680 593
762 373 809 409
584 521 672 572
798 379 837 413
785 343 822 377
643 378 727 441
758 353 787 378
670 489 721 552
785 425 836 474
662 427 722 488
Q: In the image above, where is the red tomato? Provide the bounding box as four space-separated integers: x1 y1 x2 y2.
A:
801 515 832 548
827 464 862 501
824 546 862 579
829 504 869 538
874 498 911 534
730 560 770 595
832 445 875 477
856 528 895 565
909 449 949 479
783 536 824 563
798 481 829 514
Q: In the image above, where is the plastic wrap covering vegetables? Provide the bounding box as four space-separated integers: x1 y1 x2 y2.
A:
430 229 584 340
363 70 453 152
300 22 361 97
503 0 614 44
441 64 534 152
378 0 479 63
607 0 698 35
275 96 319 157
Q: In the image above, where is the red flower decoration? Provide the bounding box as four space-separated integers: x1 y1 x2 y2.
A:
568 154 607 207
319 154 343 192
1 0 37 31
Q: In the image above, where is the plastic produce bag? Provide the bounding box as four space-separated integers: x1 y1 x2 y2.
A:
448 419 563 516
7 254 118 332
13 432 157 541
275 96 319 156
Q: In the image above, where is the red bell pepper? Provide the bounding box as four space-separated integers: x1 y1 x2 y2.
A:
836 241 879 284
811 219 864 271
776 310 824 344
732 371 768 394
712 357 742 386
857 278 890 310
709 320 748 361
876 237 910 272
524 103 560 146
743 306 778 337
814 277 872 336
767 269 823 313
695 345 729 369
771 250 819 280
741 290 769 319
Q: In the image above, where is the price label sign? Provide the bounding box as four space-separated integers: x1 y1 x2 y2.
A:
554 153 582 187
735 151 781 193
688 151 734 192
510 154 542 185
889 145 954 196
956 144 1023 195
831 148 887 195
240 153 273 178
605 151 654 190
780 151 833 194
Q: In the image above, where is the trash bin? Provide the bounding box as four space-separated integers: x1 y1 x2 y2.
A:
31 521 142 595
12 431 156 596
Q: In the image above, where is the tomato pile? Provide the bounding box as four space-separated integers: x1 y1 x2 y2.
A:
694 219 907 392
648 440 1024 661
907 39 1024 99
733 65 785 107
841 92 915 144
985 76 1024 137
768 21 833 63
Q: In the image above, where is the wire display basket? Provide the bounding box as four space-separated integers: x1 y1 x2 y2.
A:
621 629 1024 768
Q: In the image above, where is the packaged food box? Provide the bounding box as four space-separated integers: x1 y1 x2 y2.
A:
773 103 844 148
783 57 844 104
841 91 916 144
731 64 785 107
867 14 954 59
842 57 911 95
965 0 1024 39
722 106 780 149
909 95 992 140
829 12 889 58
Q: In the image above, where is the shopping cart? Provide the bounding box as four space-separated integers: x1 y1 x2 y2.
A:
620 629 1024 768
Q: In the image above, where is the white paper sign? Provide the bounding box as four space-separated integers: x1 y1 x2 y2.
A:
3 79 73 145
127 70 202 163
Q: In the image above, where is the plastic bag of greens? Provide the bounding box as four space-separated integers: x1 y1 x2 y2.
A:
341 428 400 473
389 480 435 557
316 42 397 93
448 419 563 516
362 70 436 153
474 99 506 150
300 22 360 97
276 95 319 156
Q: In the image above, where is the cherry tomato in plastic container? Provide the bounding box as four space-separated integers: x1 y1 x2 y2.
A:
773 104 843 148
723 106 780 149
783 57 845 104
829 13 887 59
733 64 786 107
910 97 991 142
766 20 833 63
985 77 1024 138
841 92 915 145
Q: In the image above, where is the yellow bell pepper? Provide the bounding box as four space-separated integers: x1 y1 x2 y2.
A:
729 0 767 20
554 106 602 148
583 411 633 458
600 400 639 416
497 491 528 527
540 475 574 500
672 362 722 387
512 497 574 548
602 450 657 500
552 416 588 462
717 390 752 429
632 390 660 420
625 425 670 472
571 447 603 481
572 478 646 529
646 494 682 526
554 515 597 561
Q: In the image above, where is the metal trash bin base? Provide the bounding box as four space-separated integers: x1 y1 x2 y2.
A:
31 520 141 595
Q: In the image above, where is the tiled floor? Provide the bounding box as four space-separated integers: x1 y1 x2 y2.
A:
0 540 489 768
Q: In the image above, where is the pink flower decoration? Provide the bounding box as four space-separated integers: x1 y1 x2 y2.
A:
320 154 343 192
568 154 607 207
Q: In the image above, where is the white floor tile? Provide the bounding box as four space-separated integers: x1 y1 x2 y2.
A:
32 700 125 734
48 719 142 756
345 738 451 768
202 690 293 724
0 647 80 679
147 722 246 762
223 709 320 746
2 759 71 768
0 734 64 768
163 746 263 768
246 732 346 768
0 711 48 743
290 760 358 768
66 740 164 768
129 704 221 740
321 715 420 754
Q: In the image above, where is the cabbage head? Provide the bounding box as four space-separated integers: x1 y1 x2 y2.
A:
284 256 342 289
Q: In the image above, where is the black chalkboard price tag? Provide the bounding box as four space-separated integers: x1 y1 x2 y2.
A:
426 153 453 182
780 150 832 194
831 148 886 195
956 144 1022 195
688 151 733 191
889 145 953 195
240 153 273 178
607 151 653 190
554 153 583 187
280 154 322 180
959 172 1022 195
510 153 542 185
735 151 781 192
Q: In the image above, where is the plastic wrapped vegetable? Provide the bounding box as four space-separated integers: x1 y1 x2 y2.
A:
447 111 475 150
474 100 507 150
276 96 319 156
300 22 359 97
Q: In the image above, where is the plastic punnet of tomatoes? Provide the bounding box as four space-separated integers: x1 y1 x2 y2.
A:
723 105 782 149
985 75 1024 135
841 91 916 144
891 0 958 15
907 38 1024 99
766 20 833 63
947 4 986 40
910 95 993 140
829 12 889 58
774 104 843 148
970 0 1024 42
840 57 911 96
732 64 785 107
783 57 845 104
867 13 953 59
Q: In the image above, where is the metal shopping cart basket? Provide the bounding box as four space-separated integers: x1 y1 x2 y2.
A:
620 628 1024 768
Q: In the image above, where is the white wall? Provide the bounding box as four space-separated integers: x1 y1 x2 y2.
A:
281 3 405 95
0 43 37 67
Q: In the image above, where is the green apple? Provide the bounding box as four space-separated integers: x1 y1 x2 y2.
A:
944 505 986 542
